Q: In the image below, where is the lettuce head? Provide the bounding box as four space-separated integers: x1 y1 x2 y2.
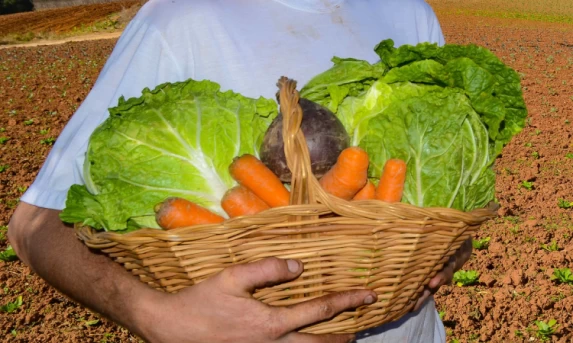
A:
60 79 277 232
301 39 527 211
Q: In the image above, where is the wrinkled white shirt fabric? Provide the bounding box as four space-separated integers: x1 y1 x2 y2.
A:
22 0 446 341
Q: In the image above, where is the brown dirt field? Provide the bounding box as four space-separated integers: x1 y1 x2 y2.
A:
430 10 573 343
0 31 122 50
1 3 573 343
0 1 141 37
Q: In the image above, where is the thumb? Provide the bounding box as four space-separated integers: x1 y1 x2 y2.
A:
218 257 303 296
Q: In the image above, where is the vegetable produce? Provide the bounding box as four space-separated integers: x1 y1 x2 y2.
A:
59 38 527 234
260 98 350 181
375 159 407 203
155 197 225 230
229 154 290 208
319 147 369 200
221 185 270 218
301 39 527 211
59 79 277 231
352 180 376 201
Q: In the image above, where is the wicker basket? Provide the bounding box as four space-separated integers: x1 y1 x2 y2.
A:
76 77 496 334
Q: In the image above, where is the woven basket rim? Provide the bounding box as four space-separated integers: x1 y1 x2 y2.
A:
78 200 497 241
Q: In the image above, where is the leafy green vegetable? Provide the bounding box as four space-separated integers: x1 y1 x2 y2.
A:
0 295 22 313
472 237 491 250
453 270 480 286
300 57 386 113
0 245 18 262
534 319 558 341
60 39 527 232
551 268 573 284
60 79 277 231
302 39 526 211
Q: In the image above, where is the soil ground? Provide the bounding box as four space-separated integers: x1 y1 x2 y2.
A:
0 1 141 45
1 2 573 343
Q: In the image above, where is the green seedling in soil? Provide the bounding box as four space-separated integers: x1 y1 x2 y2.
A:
0 245 18 262
23 119 34 125
0 165 9 173
453 270 479 287
520 181 534 190
0 137 9 144
509 225 520 235
566 153 573 159
550 293 566 303
438 310 446 320
0 128 5 132
534 319 558 341
472 237 491 250
541 240 559 252
505 216 520 224
101 332 115 343
0 295 23 313
0 225 7 241
40 137 56 145
83 319 100 327
558 198 573 209
16 186 27 193
532 151 539 159
524 142 532 147
39 129 49 135
551 268 573 284
468 333 479 341
5 199 19 209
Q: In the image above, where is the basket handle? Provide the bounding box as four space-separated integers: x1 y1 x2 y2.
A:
277 77 345 211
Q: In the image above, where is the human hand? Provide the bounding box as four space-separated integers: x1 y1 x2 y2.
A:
413 237 473 311
136 257 377 343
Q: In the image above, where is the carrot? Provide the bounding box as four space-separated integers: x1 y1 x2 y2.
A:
352 180 376 200
221 185 270 218
375 159 407 202
319 147 369 200
229 154 290 208
154 197 225 230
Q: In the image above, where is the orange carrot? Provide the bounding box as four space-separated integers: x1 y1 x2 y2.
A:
375 159 407 202
229 154 290 208
154 197 225 230
319 147 369 200
221 185 270 218
352 180 376 200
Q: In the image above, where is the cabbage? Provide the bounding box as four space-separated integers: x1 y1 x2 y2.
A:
60 39 527 232
301 39 527 211
60 79 277 231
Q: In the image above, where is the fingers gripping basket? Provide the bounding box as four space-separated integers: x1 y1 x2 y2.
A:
77 77 495 334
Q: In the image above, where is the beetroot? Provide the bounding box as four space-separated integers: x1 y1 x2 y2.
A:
260 98 350 182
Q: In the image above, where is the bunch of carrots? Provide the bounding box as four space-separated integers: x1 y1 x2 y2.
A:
155 147 407 230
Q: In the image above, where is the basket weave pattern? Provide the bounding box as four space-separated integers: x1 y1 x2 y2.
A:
77 77 495 334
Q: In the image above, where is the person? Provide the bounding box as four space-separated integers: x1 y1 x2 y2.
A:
8 0 473 342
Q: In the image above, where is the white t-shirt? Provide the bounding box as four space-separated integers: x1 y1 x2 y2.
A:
21 1 446 341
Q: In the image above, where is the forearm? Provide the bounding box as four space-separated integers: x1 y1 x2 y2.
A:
8 203 154 337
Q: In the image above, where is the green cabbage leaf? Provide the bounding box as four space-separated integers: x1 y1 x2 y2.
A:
301 39 526 211
60 79 277 231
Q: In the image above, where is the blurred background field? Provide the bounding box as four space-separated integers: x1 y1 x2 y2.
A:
428 0 573 24
1 1 572 342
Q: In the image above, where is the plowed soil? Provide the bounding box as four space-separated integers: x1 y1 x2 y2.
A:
1 3 573 343
0 1 140 37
